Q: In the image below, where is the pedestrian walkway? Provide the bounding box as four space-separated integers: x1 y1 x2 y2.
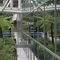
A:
17 48 28 60
14 32 28 60
14 32 38 60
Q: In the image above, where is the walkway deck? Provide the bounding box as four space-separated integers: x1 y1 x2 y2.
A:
14 32 38 60
17 48 28 60
14 32 28 60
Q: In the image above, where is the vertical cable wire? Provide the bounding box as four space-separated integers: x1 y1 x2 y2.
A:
32 6 35 60
37 15 40 60
26 0 29 58
29 0 32 60
27 0 29 59
54 0 57 55
28 16 30 60
36 6 40 60
43 3 46 60
53 0 57 60
28 0 31 60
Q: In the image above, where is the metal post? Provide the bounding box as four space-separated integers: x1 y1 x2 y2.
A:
10 0 13 9
54 0 57 55
18 0 21 9
36 9 40 60
33 54 35 60
33 12 35 60
27 43 29 60
43 4 46 60
30 50 32 60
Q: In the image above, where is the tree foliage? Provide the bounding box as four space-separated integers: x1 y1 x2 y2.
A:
0 16 12 32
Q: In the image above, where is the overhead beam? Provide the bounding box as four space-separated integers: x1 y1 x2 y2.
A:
0 5 60 14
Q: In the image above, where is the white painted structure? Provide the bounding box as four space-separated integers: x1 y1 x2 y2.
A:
0 5 60 13
0 0 60 14
1 0 60 60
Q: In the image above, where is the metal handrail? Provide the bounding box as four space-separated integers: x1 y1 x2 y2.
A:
22 32 60 60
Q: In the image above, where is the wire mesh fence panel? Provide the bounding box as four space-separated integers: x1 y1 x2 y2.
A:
22 32 60 60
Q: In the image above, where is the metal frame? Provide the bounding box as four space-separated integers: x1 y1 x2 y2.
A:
2 0 10 11
23 32 60 60
0 0 59 60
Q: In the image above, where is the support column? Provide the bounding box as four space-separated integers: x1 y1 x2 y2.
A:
17 14 22 45
16 0 22 45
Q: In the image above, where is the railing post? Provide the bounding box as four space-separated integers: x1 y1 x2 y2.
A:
18 0 21 9
10 0 13 9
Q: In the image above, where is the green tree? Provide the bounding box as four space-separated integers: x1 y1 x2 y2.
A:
39 14 53 40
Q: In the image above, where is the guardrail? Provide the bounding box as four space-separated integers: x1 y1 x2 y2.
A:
22 32 60 60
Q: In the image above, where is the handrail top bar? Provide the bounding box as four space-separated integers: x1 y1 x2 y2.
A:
22 32 60 60
0 6 60 14
1 0 49 13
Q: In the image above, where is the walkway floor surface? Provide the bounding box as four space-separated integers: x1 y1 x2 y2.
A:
17 48 28 60
14 32 38 60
